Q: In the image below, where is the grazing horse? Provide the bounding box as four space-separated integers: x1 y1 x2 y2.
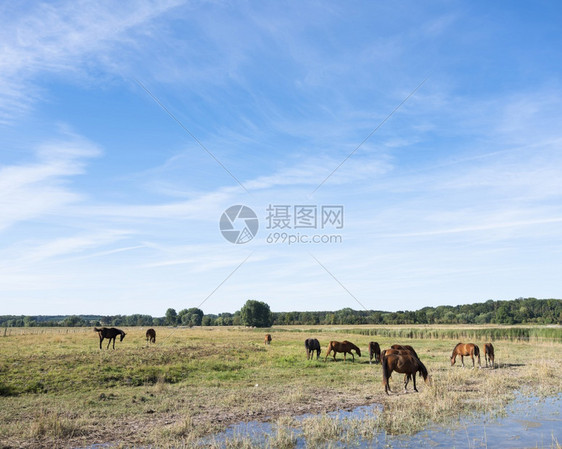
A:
390 344 419 359
305 338 321 360
382 347 419 384
450 343 481 368
484 343 495 368
94 327 126 350
369 341 381 364
325 340 361 362
264 334 272 345
381 352 429 394
146 328 156 344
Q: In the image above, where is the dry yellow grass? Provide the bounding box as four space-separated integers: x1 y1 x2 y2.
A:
0 325 560 448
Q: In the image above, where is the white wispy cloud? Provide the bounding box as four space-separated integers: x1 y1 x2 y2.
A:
0 0 183 122
0 134 101 231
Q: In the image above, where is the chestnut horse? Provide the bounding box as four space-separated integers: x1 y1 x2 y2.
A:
369 341 381 364
382 346 419 385
325 340 361 362
390 344 419 358
94 327 126 350
305 338 321 360
450 342 481 368
484 343 495 368
264 334 272 345
146 328 156 344
382 352 429 394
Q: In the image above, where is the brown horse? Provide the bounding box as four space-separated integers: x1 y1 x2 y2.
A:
264 334 272 345
369 341 381 364
382 352 429 394
305 338 321 360
325 340 361 362
146 328 156 344
484 343 495 368
382 347 419 385
94 327 126 349
390 344 419 358
450 343 481 368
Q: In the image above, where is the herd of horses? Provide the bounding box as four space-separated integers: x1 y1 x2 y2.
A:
94 327 156 349
93 327 496 394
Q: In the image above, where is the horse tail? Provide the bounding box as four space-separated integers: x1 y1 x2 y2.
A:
418 359 429 381
381 353 390 387
473 345 480 357
325 341 333 360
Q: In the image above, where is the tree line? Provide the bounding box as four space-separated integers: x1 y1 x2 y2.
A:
1 297 560 328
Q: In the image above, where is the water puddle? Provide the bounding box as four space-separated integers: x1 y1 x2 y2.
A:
204 393 562 448
387 394 561 448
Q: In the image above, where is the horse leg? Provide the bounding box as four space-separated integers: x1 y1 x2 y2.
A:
351 352 355 362
413 373 418 392
99 336 103 350
404 374 409 392
461 355 464 368
385 367 392 394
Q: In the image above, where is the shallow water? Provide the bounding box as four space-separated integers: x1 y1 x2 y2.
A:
206 393 562 448
385 394 561 448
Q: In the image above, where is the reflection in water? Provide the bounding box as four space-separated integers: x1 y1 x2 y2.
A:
207 393 562 448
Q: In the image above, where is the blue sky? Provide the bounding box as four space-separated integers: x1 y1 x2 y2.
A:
1 1 562 316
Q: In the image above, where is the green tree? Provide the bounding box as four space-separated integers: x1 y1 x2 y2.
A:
240 300 273 327
23 316 36 327
165 308 178 326
63 315 85 327
180 308 204 327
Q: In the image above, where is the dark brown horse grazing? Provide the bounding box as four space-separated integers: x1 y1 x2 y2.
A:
450 343 481 368
264 334 272 345
146 328 156 344
94 327 126 350
382 348 419 385
305 338 321 360
484 343 495 368
390 344 419 359
325 340 361 362
381 352 429 394
369 342 381 364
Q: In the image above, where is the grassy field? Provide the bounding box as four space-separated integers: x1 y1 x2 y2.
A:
0 325 561 448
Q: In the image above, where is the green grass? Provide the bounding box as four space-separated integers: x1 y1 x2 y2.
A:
0 325 561 448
